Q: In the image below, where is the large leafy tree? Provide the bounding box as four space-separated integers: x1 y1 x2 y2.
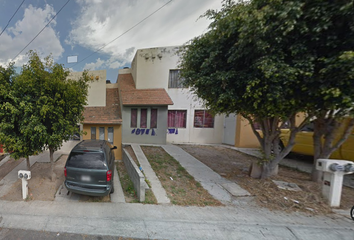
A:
0 51 90 181
0 62 46 170
15 51 90 180
179 0 354 179
179 0 309 179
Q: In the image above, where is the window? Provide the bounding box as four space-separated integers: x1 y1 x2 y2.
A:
131 109 137 128
91 127 96 139
168 69 185 88
67 152 106 170
168 110 187 128
194 110 214 128
99 127 105 140
108 127 114 144
151 109 158 128
140 109 147 128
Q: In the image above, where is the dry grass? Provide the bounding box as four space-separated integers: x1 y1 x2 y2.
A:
179 144 354 215
116 159 157 204
141 146 222 206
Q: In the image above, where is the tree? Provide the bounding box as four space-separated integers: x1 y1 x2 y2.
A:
15 51 90 181
0 51 90 181
179 0 310 179
0 62 46 170
179 0 354 179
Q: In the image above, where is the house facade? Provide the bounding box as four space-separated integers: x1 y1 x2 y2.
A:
118 69 173 145
68 70 123 159
124 46 226 145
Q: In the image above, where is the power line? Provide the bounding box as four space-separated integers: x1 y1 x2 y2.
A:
11 0 71 61
0 0 26 37
71 0 173 68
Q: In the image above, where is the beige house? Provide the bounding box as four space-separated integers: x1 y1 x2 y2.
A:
68 70 123 159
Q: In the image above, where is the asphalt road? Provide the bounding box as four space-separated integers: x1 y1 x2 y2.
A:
0 228 147 240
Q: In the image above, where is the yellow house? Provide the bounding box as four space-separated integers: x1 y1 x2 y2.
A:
81 84 122 159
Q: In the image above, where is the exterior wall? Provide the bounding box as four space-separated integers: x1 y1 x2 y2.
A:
235 115 260 148
130 46 225 144
166 89 224 144
234 113 307 148
82 124 122 160
122 106 168 144
132 47 180 89
68 70 106 107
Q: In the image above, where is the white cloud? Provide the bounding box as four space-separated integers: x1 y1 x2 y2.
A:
83 57 105 70
0 4 64 66
67 0 221 69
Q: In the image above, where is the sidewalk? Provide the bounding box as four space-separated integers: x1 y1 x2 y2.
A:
0 199 353 240
0 143 354 239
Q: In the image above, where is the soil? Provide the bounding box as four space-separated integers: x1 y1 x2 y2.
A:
0 157 25 181
1 155 67 201
179 144 354 215
141 146 222 206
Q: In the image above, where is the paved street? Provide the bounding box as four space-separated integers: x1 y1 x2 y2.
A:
0 141 354 239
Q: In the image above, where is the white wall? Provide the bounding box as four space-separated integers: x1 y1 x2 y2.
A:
133 46 180 89
131 46 225 144
68 70 106 107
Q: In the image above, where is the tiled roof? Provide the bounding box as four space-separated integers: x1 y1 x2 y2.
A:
82 88 122 124
118 73 174 106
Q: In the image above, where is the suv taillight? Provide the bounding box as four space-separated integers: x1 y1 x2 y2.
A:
106 170 112 182
64 167 67 177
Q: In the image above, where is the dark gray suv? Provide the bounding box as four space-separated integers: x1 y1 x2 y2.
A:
64 140 117 196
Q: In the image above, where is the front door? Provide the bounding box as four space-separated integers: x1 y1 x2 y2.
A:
223 114 236 145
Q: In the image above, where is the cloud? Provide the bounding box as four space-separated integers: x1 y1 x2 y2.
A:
0 4 64 66
66 0 221 69
83 57 105 70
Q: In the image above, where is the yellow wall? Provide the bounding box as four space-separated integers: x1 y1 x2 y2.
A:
234 113 307 148
82 124 122 160
235 115 260 148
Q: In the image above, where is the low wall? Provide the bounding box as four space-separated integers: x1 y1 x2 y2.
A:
122 148 145 202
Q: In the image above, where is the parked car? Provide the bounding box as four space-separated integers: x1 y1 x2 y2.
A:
64 140 117 196
280 119 354 161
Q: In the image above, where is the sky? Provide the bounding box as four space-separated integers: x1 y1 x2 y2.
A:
0 0 222 82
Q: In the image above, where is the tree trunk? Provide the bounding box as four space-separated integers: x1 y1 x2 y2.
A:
26 156 31 171
49 147 56 182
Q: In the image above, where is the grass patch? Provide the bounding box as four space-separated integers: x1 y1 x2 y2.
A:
116 160 157 204
141 146 222 207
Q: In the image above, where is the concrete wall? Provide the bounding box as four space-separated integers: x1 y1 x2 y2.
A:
82 124 122 159
122 148 145 202
68 70 106 107
235 115 260 148
122 106 168 144
132 47 179 90
130 46 225 144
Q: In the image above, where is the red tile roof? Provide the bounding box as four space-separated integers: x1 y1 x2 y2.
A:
82 88 122 124
118 73 173 106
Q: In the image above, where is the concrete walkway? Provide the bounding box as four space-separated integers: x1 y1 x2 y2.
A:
131 144 170 204
162 145 251 205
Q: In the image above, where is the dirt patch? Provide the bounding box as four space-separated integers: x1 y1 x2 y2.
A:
179 144 354 215
1 155 67 201
142 146 222 206
0 157 25 181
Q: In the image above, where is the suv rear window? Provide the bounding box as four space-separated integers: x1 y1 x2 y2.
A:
66 152 107 169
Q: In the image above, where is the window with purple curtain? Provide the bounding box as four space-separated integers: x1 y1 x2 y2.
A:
131 109 137 128
140 109 147 128
151 109 158 128
168 110 187 128
194 110 214 128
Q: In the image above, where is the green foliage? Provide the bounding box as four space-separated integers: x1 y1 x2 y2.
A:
0 51 90 161
179 0 354 178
